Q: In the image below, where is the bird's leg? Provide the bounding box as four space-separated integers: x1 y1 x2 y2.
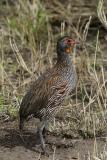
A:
37 121 47 154
19 121 24 132
18 117 26 144
42 120 49 138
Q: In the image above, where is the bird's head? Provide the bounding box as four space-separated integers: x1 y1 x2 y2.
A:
57 36 78 56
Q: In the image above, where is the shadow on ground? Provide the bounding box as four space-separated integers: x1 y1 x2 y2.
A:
0 120 107 160
0 128 39 149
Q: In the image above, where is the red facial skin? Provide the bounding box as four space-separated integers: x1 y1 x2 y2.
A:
64 38 76 46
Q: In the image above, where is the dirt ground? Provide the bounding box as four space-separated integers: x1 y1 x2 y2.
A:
0 119 106 160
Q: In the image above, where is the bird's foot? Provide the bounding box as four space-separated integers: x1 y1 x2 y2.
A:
41 148 49 157
40 140 49 156
36 129 49 156
19 130 26 144
34 144 49 157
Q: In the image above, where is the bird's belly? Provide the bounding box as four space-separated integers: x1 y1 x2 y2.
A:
69 73 77 91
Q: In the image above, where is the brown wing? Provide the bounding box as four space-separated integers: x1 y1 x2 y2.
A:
19 74 49 118
19 68 68 119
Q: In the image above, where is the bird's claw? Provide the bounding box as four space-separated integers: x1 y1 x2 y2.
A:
42 150 49 157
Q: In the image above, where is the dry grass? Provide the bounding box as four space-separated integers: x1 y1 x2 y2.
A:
0 0 107 159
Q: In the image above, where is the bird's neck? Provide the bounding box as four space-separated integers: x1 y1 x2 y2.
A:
57 52 72 67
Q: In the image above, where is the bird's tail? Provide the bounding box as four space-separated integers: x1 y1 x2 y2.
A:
19 117 24 131
19 109 24 131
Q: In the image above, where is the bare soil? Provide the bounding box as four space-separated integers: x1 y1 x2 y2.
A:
0 119 106 160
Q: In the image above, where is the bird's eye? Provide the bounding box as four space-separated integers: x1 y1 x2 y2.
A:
67 39 71 43
64 39 72 44
66 38 76 45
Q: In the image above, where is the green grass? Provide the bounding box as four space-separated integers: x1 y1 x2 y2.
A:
0 95 4 113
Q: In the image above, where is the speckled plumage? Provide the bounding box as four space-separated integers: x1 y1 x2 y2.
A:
19 36 78 154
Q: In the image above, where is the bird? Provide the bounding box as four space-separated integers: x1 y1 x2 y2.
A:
19 36 78 154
